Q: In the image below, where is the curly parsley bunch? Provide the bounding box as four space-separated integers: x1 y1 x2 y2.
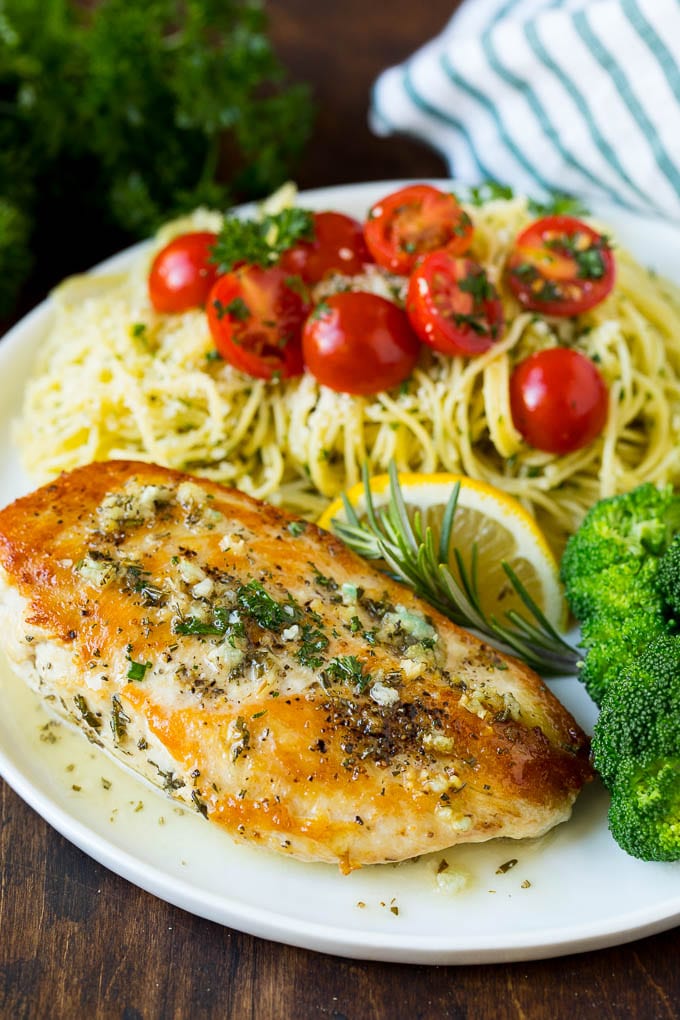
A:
0 0 313 316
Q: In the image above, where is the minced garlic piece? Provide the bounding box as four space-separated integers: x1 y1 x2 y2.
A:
369 681 399 707
422 732 455 754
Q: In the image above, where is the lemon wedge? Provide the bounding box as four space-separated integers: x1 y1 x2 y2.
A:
318 472 567 633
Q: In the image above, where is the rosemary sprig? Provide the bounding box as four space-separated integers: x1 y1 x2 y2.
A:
330 462 579 676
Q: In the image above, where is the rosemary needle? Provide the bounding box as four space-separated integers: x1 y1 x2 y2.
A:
329 462 579 677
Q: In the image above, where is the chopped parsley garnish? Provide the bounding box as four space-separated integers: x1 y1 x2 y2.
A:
133 580 166 606
231 716 251 761
310 564 338 590
211 207 315 273
574 242 608 280
191 791 209 818
310 299 331 321
510 260 563 303
533 279 564 303
465 181 514 206
544 231 610 281
511 261 538 283
126 658 152 681
225 296 251 321
173 606 232 637
453 210 473 236
287 520 307 537
528 192 590 217
323 655 371 692
111 695 131 741
74 694 101 730
453 312 497 337
284 274 309 298
458 267 495 303
152 764 185 791
297 624 329 669
236 579 298 631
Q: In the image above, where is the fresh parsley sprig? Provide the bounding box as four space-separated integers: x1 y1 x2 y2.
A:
211 207 315 273
528 193 590 217
329 462 579 676
0 0 314 317
463 181 515 206
457 181 590 219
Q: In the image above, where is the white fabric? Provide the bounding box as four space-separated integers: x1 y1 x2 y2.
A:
370 0 680 218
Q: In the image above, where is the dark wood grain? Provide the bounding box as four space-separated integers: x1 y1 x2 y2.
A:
1 1 679 1017
267 0 450 189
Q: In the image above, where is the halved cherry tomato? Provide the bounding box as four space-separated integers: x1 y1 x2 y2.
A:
207 266 309 380
510 347 608 454
302 292 421 395
148 232 220 313
363 184 474 274
406 252 504 357
506 215 615 317
279 211 372 283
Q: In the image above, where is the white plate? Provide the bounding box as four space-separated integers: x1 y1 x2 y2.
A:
0 182 679 964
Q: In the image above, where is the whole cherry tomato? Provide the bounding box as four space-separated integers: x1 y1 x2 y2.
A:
506 215 615 317
148 232 219 313
509 347 608 454
207 266 309 380
363 184 474 275
302 292 421 395
279 211 372 283
406 251 504 356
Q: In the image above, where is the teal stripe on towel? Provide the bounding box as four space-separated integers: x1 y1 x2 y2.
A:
480 19 629 207
401 66 494 181
574 8 680 198
440 53 555 195
621 0 680 106
524 19 665 214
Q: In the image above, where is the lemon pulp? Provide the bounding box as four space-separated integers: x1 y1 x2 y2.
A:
318 472 566 632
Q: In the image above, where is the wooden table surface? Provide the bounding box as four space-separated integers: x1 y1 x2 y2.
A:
1 2 678 1017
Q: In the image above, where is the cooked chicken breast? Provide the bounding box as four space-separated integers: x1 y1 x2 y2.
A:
0 461 590 871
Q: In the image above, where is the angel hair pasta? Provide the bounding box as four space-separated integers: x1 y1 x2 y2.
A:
15 195 680 552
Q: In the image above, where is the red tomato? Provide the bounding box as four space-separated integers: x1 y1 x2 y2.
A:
148 232 219 313
510 347 608 454
406 252 504 357
302 292 421 395
279 211 372 283
363 184 474 275
207 266 309 380
506 215 615 316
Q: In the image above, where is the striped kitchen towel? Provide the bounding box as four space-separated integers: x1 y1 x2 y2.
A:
370 0 680 219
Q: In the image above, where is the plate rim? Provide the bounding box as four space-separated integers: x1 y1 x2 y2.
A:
1 179 679 963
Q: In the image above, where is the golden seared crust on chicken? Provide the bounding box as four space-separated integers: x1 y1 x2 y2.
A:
0 461 591 871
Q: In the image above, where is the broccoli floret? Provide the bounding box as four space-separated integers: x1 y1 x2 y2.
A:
573 557 669 704
592 634 680 861
567 556 662 629
579 605 668 707
655 533 680 617
560 483 680 861
561 483 680 598
560 484 680 704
